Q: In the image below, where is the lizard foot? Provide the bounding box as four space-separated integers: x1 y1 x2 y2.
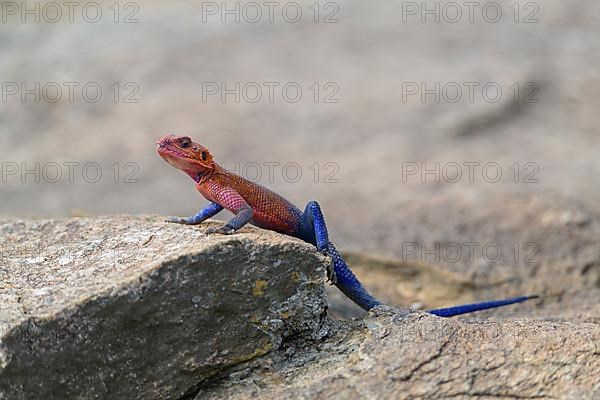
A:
326 263 337 285
205 225 235 235
320 247 338 285
326 262 337 285
166 216 189 224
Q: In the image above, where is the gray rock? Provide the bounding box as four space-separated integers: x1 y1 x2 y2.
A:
2 215 599 400
200 308 600 400
0 215 329 400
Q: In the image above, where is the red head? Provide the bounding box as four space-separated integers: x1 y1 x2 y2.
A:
157 135 215 182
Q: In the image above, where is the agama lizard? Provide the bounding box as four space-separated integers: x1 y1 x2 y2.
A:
157 135 537 317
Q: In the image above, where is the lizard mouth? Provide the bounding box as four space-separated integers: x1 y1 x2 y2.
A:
157 142 197 162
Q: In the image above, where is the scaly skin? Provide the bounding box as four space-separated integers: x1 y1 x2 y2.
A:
157 134 537 316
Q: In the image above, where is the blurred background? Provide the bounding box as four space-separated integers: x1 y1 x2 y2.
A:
1 0 599 317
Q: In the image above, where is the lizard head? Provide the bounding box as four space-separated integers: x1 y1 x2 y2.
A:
157 135 215 182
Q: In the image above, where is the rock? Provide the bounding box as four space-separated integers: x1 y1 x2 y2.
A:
0 216 329 400
2 0 600 230
199 308 600 400
1 216 598 400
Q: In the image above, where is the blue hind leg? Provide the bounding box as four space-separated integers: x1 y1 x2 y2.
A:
299 201 382 311
297 201 537 315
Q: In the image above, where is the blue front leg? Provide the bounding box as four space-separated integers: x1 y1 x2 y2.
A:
166 202 223 225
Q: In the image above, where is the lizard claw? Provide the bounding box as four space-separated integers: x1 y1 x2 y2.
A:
320 246 337 285
166 216 187 224
205 225 235 235
326 262 337 285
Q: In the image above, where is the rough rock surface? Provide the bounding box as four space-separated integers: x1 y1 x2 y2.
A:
199 308 600 400
0 216 329 400
1 216 599 400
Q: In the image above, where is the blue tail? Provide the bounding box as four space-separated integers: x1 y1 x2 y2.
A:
428 295 538 317
327 242 537 316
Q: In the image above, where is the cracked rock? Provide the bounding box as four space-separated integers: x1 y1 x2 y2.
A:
0 215 328 400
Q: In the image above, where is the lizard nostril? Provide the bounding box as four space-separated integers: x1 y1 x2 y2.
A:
157 135 169 145
157 135 178 148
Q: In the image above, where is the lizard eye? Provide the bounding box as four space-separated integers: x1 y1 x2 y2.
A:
201 151 208 161
180 137 191 148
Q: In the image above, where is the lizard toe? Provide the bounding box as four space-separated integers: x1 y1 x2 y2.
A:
206 225 235 235
166 217 186 224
